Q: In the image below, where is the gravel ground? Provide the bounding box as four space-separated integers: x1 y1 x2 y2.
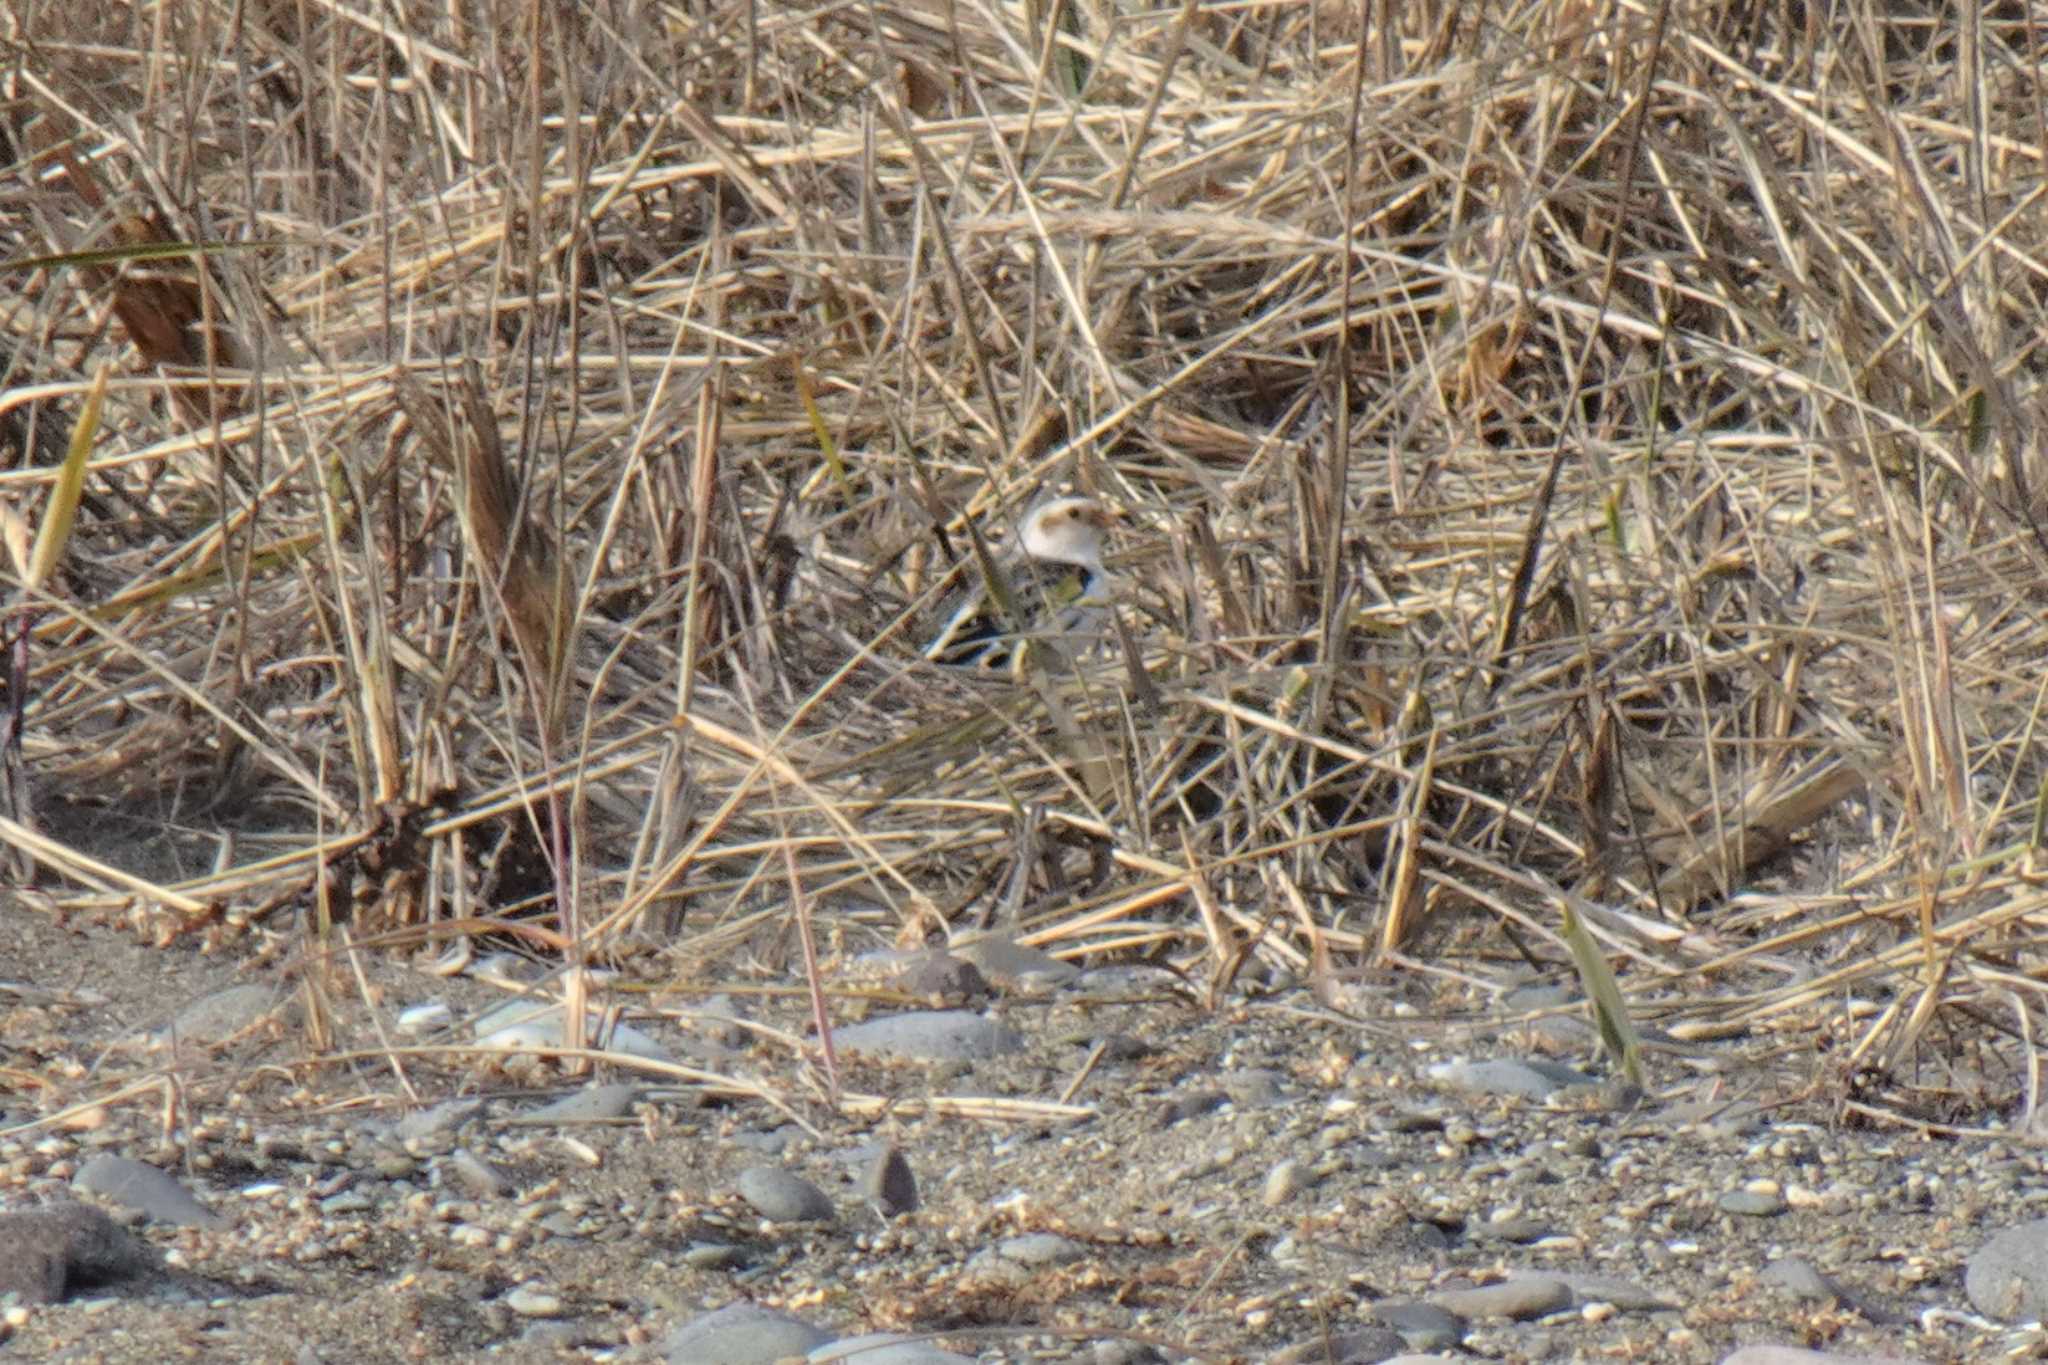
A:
2 908 2040 1365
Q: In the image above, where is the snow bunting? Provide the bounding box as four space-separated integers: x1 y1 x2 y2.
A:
923 496 1117 667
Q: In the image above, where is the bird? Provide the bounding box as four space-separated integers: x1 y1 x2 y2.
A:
922 496 1118 668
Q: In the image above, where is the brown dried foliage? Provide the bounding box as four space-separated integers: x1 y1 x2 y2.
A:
2 0 2047 1127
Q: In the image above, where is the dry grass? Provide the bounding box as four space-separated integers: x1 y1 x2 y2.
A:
6 0 2048 1130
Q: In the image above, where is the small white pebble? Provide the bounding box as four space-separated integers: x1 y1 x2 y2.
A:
506 1283 563 1318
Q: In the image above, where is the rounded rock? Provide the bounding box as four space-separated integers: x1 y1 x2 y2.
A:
736 1166 835 1224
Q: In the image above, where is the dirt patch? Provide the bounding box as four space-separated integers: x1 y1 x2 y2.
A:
1 908 2007 1364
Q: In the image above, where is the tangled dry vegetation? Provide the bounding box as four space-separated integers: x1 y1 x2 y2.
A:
5 0 2048 1128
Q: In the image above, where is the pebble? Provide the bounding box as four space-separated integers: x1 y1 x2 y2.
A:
154 984 284 1046
1428 1276 1571 1320
504 1282 563 1317
831 1010 1025 1061
809 1332 976 1362
731 1126 798 1157
443 1150 512 1198
1154 1090 1227 1126
472 1001 673 1061
1719 1348 1932 1364
394 1002 452 1035
523 1083 641 1123
1470 1214 1551 1244
73 1155 227 1230
0 1202 162 1305
1366 1299 1465 1351
1760 1257 1841 1303
320 1191 375 1215
1266 1326 1407 1363
395 1099 484 1143
995 1233 1085 1267
1220 1067 1288 1107
1426 1058 1598 1100
470 952 544 987
1502 980 1578 1010
660 1302 832 1364
951 934 1079 989
1718 1187 1788 1217
1662 1097 1766 1138
370 1151 419 1180
1967 1217 2048 1321
864 1142 918 1216
735 1166 835 1223
1090 1344 1164 1365
1538 1271 1676 1312
694 990 754 1027
897 951 991 1004
518 1320 585 1349
1262 1158 1315 1205
681 1241 744 1269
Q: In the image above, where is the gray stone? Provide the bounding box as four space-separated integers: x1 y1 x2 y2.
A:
952 934 1078 988
1265 1326 1407 1363
524 1083 640 1123
1090 1344 1165 1365
1220 1067 1288 1107
832 1010 1024 1062
73 1155 226 1230
898 952 990 1004
1538 1271 1678 1312
0 1202 162 1305
735 1167 835 1223
1425 1059 1597 1100
1366 1298 1465 1350
1155 1090 1227 1126
1470 1215 1551 1244
996 1233 1085 1267
731 1127 796 1157
396 1098 485 1143
1760 1257 1840 1303
1717 1188 1788 1217
518 1321 585 1350
681 1242 743 1269
1720 1348 1930 1364
808 1333 975 1363
1968 1217 2048 1321
1503 980 1578 1010
1427 1276 1570 1320
473 1001 673 1062
505 1282 564 1317
1368 1301 1466 1350
157 985 284 1045
1263 1158 1314 1206
864 1143 918 1217
443 1149 512 1198
661 1302 832 1364
1661 1098 1765 1138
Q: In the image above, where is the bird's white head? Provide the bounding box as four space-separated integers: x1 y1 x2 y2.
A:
1020 496 1115 569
